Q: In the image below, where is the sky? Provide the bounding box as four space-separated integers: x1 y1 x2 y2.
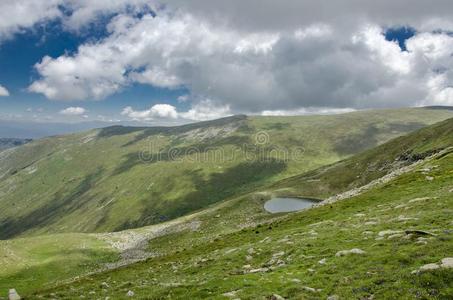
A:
1 0 453 127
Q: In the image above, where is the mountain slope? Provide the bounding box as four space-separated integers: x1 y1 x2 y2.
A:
0 138 32 151
28 118 453 299
0 108 451 239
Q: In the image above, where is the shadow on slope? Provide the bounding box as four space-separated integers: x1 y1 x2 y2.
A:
114 158 287 231
0 168 104 239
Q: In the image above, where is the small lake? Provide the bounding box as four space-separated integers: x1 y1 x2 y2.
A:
264 197 318 213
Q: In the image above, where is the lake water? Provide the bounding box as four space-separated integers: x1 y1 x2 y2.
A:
264 197 318 213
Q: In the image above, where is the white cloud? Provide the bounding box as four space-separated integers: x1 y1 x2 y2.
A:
180 100 232 121
121 104 178 121
121 100 231 122
20 1 453 112
0 0 62 41
177 95 189 102
60 106 87 115
0 85 9 96
0 0 155 42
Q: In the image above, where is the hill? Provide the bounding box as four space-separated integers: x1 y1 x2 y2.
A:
0 108 452 239
21 117 453 299
0 138 32 151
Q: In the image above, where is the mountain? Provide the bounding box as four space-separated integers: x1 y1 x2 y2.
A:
0 107 452 240
0 138 32 151
1 114 451 298
0 120 131 139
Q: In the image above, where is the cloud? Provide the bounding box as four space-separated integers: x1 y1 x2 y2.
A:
60 106 87 115
0 85 9 96
121 100 231 122
0 0 62 41
177 95 189 103
0 0 154 41
180 100 232 121
121 104 178 121
22 1 453 113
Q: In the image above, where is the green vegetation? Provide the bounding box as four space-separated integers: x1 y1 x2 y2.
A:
25 117 453 299
0 108 451 238
0 234 117 294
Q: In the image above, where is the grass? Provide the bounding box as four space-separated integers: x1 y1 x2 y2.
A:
0 108 451 239
21 117 453 299
0 233 118 294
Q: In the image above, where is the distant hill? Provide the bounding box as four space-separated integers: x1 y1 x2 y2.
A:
0 120 146 139
0 138 32 151
0 107 452 239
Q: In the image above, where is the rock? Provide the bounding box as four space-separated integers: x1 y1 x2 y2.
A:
425 176 434 181
318 258 327 265
440 257 453 269
408 197 430 203
303 286 322 293
126 290 135 297
327 295 340 300
415 237 428 245
335 248 366 257
101 282 109 289
394 204 406 209
225 248 237 254
248 267 270 273
387 234 404 240
273 251 285 257
307 268 315 273
246 255 253 261
222 290 240 297
8 289 21 300
413 258 453 274
364 221 378 226
415 263 440 273
378 230 403 237
260 237 271 243
404 230 436 236
291 278 301 283
397 215 418 222
270 294 285 300
355 213 366 217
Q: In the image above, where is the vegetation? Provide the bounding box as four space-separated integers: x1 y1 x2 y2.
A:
25 117 453 299
0 108 451 239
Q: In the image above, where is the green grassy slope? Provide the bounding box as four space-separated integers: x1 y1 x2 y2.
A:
0 233 118 294
270 116 453 199
0 108 451 239
28 118 453 299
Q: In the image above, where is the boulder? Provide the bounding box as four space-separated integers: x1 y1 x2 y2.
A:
378 230 403 237
8 289 21 300
440 257 453 269
126 290 135 297
335 248 366 257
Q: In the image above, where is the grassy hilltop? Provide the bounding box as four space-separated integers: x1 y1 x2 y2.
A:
0 107 451 239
